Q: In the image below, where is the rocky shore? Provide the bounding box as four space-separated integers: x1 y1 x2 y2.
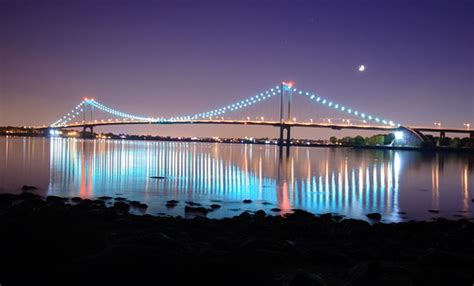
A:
1 192 473 286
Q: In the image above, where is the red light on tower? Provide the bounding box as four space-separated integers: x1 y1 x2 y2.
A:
84 97 88 101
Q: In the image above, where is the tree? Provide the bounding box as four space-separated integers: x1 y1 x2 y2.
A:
384 133 395 145
329 136 338 144
354 136 366 146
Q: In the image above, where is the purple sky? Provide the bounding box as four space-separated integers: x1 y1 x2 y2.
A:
1 0 473 139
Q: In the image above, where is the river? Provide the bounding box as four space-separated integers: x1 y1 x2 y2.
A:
1 136 472 221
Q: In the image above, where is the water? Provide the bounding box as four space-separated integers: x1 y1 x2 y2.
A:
1 136 473 222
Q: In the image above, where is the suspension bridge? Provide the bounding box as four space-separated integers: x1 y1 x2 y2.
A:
41 82 473 147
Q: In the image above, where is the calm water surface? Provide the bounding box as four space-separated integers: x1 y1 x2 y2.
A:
1 136 473 222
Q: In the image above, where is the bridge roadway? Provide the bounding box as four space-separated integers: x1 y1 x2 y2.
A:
44 119 474 135
49 119 400 132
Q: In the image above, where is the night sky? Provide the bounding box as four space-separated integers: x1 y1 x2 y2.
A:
1 0 473 139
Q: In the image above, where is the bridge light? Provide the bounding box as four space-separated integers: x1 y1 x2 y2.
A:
347 109 352 114
394 131 404 140
382 120 388 124
322 99 326 104
328 102 333 106
316 97 321 101
361 113 365 118
298 91 302 95
375 117 379 122
354 111 358 115
310 95 315 99
368 115 372 120
334 104 339 109
341 107 345 111
389 121 394 126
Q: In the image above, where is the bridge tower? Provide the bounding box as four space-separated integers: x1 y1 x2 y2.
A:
279 81 293 147
81 100 95 138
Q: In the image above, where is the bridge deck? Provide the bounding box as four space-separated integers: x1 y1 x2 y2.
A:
36 120 473 134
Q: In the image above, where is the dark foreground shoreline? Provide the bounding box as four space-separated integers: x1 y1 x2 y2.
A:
1 192 473 286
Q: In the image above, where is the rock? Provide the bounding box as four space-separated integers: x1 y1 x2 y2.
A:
243 199 252 204
210 204 221 209
184 205 209 215
21 185 37 191
91 200 106 207
289 272 327 286
333 215 344 221
319 213 333 220
149 176 166 179
165 203 177 208
428 209 440 213
238 211 251 219
115 197 127 201
261 202 272 205
270 208 281 212
366 213 382 220
129 201 147 209
130 201 140 207
46 196 68 203
113 201 130 212
185 201 201 206
71 197 83 203
167 200 179 204
98 196 112 200
290 209 315 219
254 210 266 218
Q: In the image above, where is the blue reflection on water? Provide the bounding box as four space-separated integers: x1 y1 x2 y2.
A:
47 138 408 220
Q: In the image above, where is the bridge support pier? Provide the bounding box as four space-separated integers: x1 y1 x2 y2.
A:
82 126 94 138
279 125 291 147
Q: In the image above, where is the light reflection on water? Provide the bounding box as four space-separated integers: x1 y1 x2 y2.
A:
0 136 473 221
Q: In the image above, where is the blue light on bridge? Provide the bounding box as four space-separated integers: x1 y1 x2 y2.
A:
50 83 401 128
394 131 404 140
